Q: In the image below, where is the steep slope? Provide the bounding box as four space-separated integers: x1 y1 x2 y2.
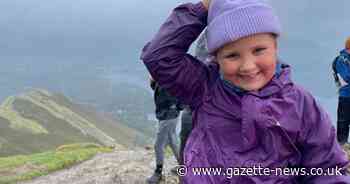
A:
0 89 146 156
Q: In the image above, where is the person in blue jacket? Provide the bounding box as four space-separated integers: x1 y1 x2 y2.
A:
332 37 350 145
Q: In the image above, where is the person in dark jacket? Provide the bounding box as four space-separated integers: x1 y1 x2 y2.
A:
147 76 182 184
332 37 350 145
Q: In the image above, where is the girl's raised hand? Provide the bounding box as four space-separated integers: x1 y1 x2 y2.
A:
202 0 211 10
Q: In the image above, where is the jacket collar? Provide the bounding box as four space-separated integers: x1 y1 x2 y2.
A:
341 49 350 57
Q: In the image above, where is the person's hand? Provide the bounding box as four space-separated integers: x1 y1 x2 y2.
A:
202 0 211 10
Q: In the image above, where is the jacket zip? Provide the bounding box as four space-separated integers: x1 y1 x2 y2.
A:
271 118 302 162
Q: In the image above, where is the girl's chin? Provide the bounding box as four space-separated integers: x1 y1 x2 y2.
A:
224 75 271 91
237 81 266 91
237 75 273 91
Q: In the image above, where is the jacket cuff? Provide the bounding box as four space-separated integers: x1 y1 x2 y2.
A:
192 2 208 24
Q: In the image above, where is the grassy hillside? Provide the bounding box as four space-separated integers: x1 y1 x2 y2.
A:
102 82 155 137
50 93 150 146
0 89 147 157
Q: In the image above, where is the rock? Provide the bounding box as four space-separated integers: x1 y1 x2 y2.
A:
342 143 350 173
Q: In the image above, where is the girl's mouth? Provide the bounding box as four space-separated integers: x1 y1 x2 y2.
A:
239 72 261 80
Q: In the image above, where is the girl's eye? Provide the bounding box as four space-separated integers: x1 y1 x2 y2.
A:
226 53 240 59
254 47 266 55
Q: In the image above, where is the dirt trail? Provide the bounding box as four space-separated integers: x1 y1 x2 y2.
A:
20 149 179 184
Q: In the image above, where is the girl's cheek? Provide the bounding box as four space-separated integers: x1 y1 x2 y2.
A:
223 63 239 75
259 57 276 70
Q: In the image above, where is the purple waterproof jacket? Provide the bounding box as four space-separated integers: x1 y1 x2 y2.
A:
141 2 349 183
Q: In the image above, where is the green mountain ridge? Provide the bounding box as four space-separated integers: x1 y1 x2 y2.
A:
0 89 145 157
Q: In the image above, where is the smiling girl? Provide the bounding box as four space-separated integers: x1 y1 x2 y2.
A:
141 0 349 183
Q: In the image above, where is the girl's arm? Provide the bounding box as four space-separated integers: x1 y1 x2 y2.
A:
140 2 212 108
298 91 350 183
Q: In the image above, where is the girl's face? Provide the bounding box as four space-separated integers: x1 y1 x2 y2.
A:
216 33 278 91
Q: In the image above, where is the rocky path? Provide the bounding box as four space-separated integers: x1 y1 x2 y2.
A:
20 149 180 184
19 144 350 184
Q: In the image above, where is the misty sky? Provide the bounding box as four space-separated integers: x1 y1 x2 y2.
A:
0 0 349 98
0 0 193 60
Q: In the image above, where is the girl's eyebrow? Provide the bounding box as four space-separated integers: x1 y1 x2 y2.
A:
251 44 267 49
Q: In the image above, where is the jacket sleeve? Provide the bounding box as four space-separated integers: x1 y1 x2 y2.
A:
140 2 211 108
335 56 350 83
298 90 350 183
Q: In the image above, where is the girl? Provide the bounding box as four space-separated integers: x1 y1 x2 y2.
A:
141 0 349 183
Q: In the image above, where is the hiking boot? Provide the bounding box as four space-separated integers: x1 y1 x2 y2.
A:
146 172 162 184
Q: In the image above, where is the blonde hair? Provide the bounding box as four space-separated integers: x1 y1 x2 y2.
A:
346 37 350 49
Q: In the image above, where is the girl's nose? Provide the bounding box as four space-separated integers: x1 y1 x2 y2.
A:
239 56 257 73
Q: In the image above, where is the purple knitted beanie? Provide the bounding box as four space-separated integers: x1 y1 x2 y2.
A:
206 0 281 53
